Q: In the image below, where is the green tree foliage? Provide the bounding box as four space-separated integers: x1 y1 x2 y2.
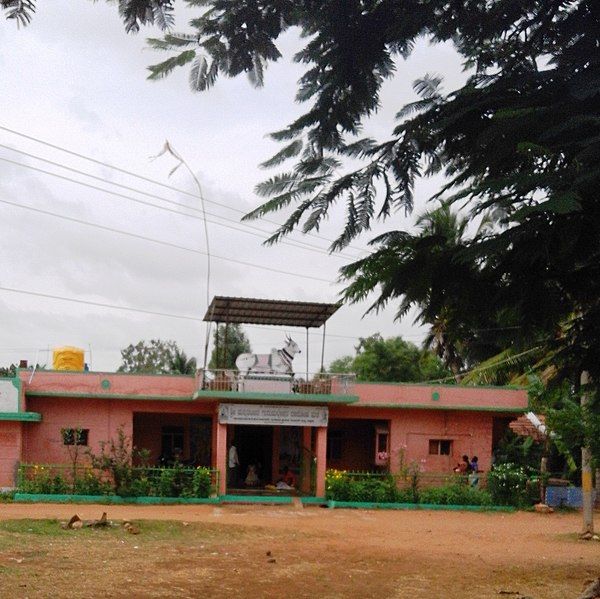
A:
168 348 197 375
118 339 195 374
0 363 45 376
8 2 598 383
1 0 174 31
530 377 600 467
329 334 450 383
208 324 251 369
0 364 17 377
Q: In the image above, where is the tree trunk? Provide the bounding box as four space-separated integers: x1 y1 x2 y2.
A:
580 371 594 537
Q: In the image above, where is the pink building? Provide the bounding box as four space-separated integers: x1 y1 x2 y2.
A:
0 367 527 496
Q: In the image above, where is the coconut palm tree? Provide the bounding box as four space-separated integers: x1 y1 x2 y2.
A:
169 349 197 375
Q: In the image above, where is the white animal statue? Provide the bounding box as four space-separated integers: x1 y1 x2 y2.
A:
235 336 301 375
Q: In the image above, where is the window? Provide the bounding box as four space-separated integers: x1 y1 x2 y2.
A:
327 430 343 460
375 427 390 465
429 439 452 455
62 428 89 446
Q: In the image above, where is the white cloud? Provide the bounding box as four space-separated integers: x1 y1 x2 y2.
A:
0 2 466 372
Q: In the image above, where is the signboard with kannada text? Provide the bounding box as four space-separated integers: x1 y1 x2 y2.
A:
218 403 328 427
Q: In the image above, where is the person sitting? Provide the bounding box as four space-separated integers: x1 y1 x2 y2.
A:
453 454 471 475
468 456 480 486
276 466 296 490
244 464 259 487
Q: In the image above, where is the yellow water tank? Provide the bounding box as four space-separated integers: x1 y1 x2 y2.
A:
53 346 85 371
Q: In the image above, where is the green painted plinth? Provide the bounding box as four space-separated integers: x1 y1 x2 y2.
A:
220 494 293 504
13 493 219 505
300 497 327 505
327 500 515 512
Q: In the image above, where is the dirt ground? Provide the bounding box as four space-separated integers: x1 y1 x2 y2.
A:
0 503 598 599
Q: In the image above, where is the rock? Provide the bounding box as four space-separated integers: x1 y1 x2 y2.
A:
534 503 554 514
267 558 276 564
123 522 140 535
266 550 272 557
67 514 81 529
84 512 109 528
578 578 600 599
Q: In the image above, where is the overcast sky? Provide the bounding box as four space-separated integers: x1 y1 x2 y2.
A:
0 2 466 374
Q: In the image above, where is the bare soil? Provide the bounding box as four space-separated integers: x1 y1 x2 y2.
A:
0 503 598 598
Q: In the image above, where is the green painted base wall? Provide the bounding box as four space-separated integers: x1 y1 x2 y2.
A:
13 493 514 511
13 493 220 505
327 500 515 512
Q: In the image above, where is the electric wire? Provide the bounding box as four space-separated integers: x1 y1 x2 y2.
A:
0 197 335 283
0 155 354 260
0 142 360 261
0 125 369 255
0 284 205 322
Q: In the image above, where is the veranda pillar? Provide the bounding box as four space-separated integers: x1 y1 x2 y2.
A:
213 415 228 496
301 426 312 494
315 426 327 498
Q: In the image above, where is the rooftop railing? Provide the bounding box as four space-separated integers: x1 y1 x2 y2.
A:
197 369 356 396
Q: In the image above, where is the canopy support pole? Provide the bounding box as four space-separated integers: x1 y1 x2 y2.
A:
320 322 326 373
306 327 309 381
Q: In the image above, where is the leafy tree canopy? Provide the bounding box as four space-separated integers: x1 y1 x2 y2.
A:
0 364 17 377
329 334 451 383
118 339 195 374
7 1 599 381
208 324 251 370
169 348 197 375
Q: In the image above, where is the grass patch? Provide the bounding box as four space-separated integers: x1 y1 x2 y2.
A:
0 519 70 536
0 518 261 543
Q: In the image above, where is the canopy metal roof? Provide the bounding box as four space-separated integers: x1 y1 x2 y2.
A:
203 296 340 328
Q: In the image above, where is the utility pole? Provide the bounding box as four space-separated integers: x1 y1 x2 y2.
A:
580 370 594 538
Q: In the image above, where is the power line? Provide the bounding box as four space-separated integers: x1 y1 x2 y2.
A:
0 142 360 261
0 283 422 343
0 197 335 283
0 124 370 255
0 155 354 260
0 284 206 322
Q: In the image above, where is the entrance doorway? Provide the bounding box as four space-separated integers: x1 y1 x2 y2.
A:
230 425 274 491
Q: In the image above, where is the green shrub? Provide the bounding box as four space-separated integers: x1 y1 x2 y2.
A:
127 476 155 497
0 490 14 502
191 467 212 498
72 471 112 496
487 463 538 506
393 488 416 503
419 483 492 506
19 467 68 494
326 470 399 502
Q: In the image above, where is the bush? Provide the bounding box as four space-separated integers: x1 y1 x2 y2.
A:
326 470 399 502
72 471 112 496
191 467 212 498
487 463 538 507
326 470 494 506
0 490 14 503
419 483 492 506
126 476 155 497
19 467 68 495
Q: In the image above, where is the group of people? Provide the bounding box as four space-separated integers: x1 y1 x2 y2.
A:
228 442 297 490
453 454 480 486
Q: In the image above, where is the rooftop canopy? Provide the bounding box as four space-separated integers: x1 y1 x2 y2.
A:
203 296 340 328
